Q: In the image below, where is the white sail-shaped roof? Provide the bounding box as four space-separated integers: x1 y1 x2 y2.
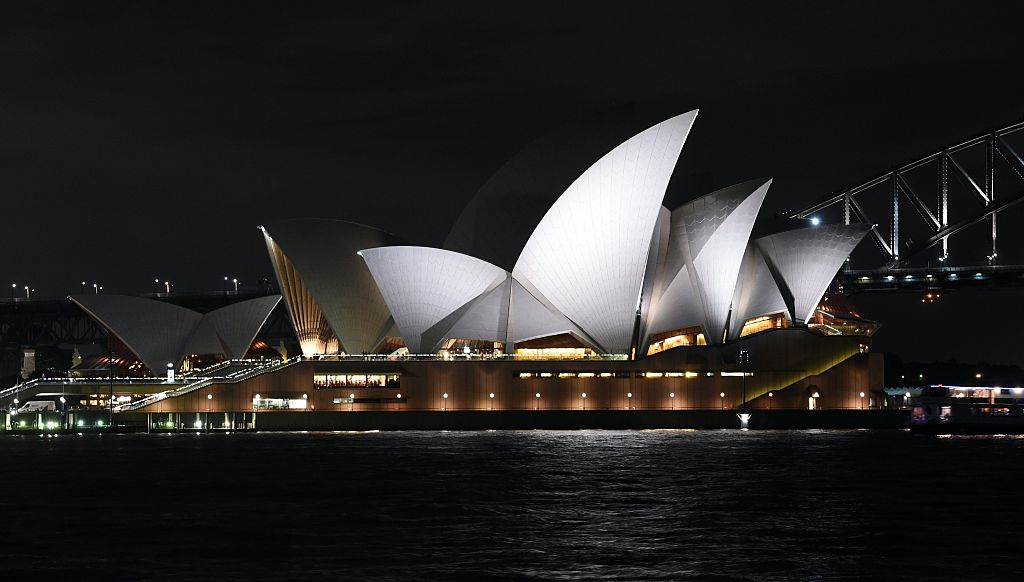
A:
422 276 512 352
508 278 599 348
755 224 871 324
70 295 282 374
261 220 398 355
643 179 770 346
204 295 282 359
727 244 789 340
671 179 771 343
512 110 697 353
643 264 704 343
359 247 508 353
71 295 202 374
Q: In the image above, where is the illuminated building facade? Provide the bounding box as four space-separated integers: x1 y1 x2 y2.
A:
1 111 884 426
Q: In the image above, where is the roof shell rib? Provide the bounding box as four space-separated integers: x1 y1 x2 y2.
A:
358 246 509 353
70 294 281 374
755 224 872 324
642 179 770 347
261 220 398 355
512 110 698 354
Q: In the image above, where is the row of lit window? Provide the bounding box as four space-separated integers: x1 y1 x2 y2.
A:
517 371 753 379
313 374 400 388
517 372 631 379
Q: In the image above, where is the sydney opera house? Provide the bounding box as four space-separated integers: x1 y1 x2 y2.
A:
2 110 883 430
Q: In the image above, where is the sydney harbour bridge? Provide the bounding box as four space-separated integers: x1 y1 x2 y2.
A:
788 120 1024 294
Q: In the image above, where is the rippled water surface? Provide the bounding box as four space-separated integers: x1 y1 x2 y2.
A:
2 429 1022 581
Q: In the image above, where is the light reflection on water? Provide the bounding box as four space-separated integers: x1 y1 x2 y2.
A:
1 429 1021 581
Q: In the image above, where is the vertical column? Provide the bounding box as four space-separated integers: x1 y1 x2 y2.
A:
890 173 899 261
987 135 997 261
940 152 949 259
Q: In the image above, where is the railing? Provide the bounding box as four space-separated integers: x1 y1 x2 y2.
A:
116 357 303 412
292 353 631 362
0 376 177 400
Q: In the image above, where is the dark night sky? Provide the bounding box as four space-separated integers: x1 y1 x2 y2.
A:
2 2 1022 364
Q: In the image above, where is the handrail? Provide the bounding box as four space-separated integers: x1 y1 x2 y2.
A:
288 353 630 362
117 357 303 412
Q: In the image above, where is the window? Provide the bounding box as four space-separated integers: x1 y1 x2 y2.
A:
314 373 399 388
253 397 307 410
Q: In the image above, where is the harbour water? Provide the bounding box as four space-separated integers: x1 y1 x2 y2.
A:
2 429 1021 581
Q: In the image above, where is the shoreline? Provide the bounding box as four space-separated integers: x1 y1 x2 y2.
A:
3 409 909 433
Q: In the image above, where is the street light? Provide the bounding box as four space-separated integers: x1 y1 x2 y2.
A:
627 392 632 410
206 393 212 432
535 392 541 410
349 393 355 411
489 392 495 410
442 392 449 411
859 391 865 409
581 392 587 410
24 286 30 300
93 283 98 294
720 392 726 409
164 281 171 294
233 278 239 293
10 283 15 301
738 348 750 409
670 391 675 409
768 392 774 410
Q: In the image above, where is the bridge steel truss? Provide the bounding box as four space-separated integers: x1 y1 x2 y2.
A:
788 120 1024 293
790 120 1024 265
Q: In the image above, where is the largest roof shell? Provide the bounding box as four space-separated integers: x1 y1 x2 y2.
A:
512 110 698 353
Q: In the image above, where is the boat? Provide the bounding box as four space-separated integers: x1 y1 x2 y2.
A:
909 385 1024 434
